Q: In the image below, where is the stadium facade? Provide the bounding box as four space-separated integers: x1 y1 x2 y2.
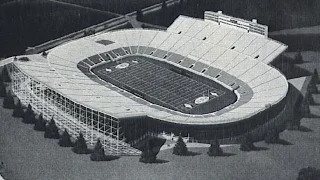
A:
7 11 288 155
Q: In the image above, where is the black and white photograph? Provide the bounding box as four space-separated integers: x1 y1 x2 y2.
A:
1 0 320 179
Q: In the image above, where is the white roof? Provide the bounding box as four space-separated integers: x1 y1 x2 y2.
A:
12 15 288 125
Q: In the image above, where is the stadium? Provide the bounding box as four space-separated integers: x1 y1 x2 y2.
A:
7 11 288 155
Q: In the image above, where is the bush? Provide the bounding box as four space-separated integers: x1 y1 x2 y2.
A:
240 134 256 151
0 80 6 98
207 138 223 157
139 136 166 163
311 69 320 84
173 136 188 156
265 129 280 144
306 90 315 105
44 117 60 139
12 100 24 117
294 51 304 64
1 66 11 82
90 139 106 161
58 129 73 147
33 113 46 131
297 166 320 180
2 90 14 109
72 133 88 154
22 104 36 124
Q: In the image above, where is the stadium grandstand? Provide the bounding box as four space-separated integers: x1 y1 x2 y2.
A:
5 11 288 155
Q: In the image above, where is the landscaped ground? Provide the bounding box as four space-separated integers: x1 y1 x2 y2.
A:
0 98 320 180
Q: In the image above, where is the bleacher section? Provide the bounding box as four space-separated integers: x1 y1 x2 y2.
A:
16 12 288 126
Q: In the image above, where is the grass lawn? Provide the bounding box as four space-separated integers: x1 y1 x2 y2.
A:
0 94 320 180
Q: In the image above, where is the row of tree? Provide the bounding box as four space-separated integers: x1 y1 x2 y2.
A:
140 128 282 164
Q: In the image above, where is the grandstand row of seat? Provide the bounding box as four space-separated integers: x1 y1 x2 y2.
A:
12 13 288 124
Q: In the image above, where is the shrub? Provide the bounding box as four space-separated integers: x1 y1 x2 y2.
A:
58 129 73 147
139 136 166 163
2 90 14 109
22 104 36 124
265 129 280 144
90 139 106 161
297 166 320 180
33 113 46 131
311 69 320 84
1 66 11 82
12 100 24 117
240 134 256 151
207 138 223 157
173 136 188 156
307 79 318 94
294 51 304 64
0 80 6 97
72 133 88 154
44 117 60 139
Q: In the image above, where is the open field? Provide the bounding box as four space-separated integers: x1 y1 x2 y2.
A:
0 0 117 58
57 0 163 14
142 0 320 32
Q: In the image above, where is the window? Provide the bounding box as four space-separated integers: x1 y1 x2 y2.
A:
178 31 182 34
215 74 221 78
230 82 235 86
178 60 183 64
125 51 129 54
231 46 235 49
202 37 207 40
116 53 120 56
150 51 154 55
163 55 168 59
255 55 259 59
189 64 194 68
201 68 207 73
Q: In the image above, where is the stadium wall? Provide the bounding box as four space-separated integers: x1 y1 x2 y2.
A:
9 63 141 156
121 91 289 145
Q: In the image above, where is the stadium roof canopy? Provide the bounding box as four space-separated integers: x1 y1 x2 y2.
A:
12 12 288 125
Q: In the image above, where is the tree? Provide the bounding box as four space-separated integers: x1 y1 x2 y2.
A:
72 133 88 154
22 104 36 124
139 136 166 163
265 129 280 144
207 138 223 157
297 166 320 180
307 77 318 94
294 51 304 64
2 90 14 109
173 136 188 156
12 99 24 117
136 8 143 21
44 117 60 139
240 133 256 151
0 80 7 98
311 69 320 84
1 66 11 82
58 129 73 147
306 89 315 105
90 139 106 161
33 113 46 131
